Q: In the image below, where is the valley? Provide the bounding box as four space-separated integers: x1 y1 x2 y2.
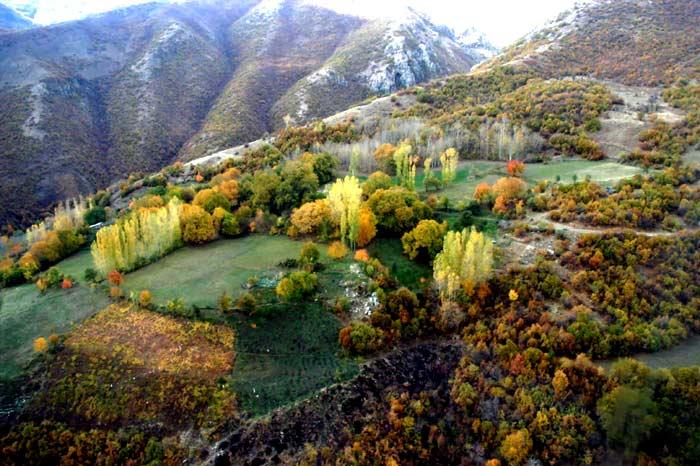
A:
0 0 700 465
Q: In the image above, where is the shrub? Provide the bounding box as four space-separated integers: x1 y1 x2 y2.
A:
354 249 370 262
33 337 48 353
107 270 123 286
276 271 318 301
139 289 152 307
327 241 349 260
300 243 321 270
338 322 385 355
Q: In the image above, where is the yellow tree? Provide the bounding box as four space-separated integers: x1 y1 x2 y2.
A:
91 199 182 275
440 148 458 186
433 227 494 300
393 142 416 190
328 176 362 248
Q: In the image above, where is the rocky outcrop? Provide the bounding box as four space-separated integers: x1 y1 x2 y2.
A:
205 341 464 466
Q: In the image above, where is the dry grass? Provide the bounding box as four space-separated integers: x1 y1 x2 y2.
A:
67 304 235 378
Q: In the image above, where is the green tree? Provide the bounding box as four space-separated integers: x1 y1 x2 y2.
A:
597 385 658 454
401 220 448 260
276 271 318 301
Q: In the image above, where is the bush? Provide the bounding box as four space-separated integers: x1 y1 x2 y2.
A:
338 321 385 355
237 292 257 314
327 241 348 260
276 271 318 301
300 242 321 270
367 187 432 235
84 206 107 225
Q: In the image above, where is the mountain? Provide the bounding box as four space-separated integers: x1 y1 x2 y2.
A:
481 0 700 85
457 26 499 63
0 0 490 229
179 2 481 159
0 3 32 30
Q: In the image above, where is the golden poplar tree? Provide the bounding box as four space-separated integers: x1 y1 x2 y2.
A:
393 142 417 190
440 148 458 186
433 227 494 300
91 199 182 275
328 176 362 248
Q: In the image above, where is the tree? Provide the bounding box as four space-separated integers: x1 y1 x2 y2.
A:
194 188 230 213
338 321 384 355
367 187 432 235
356 207 377 247
363 171 393 198
290 199 334 237
180 204 216 245
401 220 448 260
393 142 416 190
84 206 107 225
91 199 181 275
597 386 658 453
250 170 281 211
300 242 320 270
328 241 349 260
499 429 532 465
216 180 240 204
440 148 458 186
276 271 318 301
328 176 362 247
433 227 494 299
374 143 396 173
33 337 48 353
507 159 526 177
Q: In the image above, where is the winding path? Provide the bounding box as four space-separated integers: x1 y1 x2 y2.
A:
528 212 700 238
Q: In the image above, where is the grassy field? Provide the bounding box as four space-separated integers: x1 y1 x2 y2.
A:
415 160 643 203
599 336 700 371
229 302 357 416
52 249 94 279
368 238 431 289
523 160 643 185
123 236 310 308
0 283 109 380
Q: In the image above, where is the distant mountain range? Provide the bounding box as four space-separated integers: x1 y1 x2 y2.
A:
0 0 495 228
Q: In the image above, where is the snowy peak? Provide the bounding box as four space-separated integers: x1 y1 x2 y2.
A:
457 26 499 63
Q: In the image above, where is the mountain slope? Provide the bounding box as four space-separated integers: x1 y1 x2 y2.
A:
481 0 700 85
0 3 32 31
178 2 480 160
0 0 491 228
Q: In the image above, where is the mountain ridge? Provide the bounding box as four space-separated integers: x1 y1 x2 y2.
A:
0 0 493 229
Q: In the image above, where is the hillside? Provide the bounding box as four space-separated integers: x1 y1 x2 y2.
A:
0 0 490 230
0 3 32 31
480 0 700 85
1 1 700 465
